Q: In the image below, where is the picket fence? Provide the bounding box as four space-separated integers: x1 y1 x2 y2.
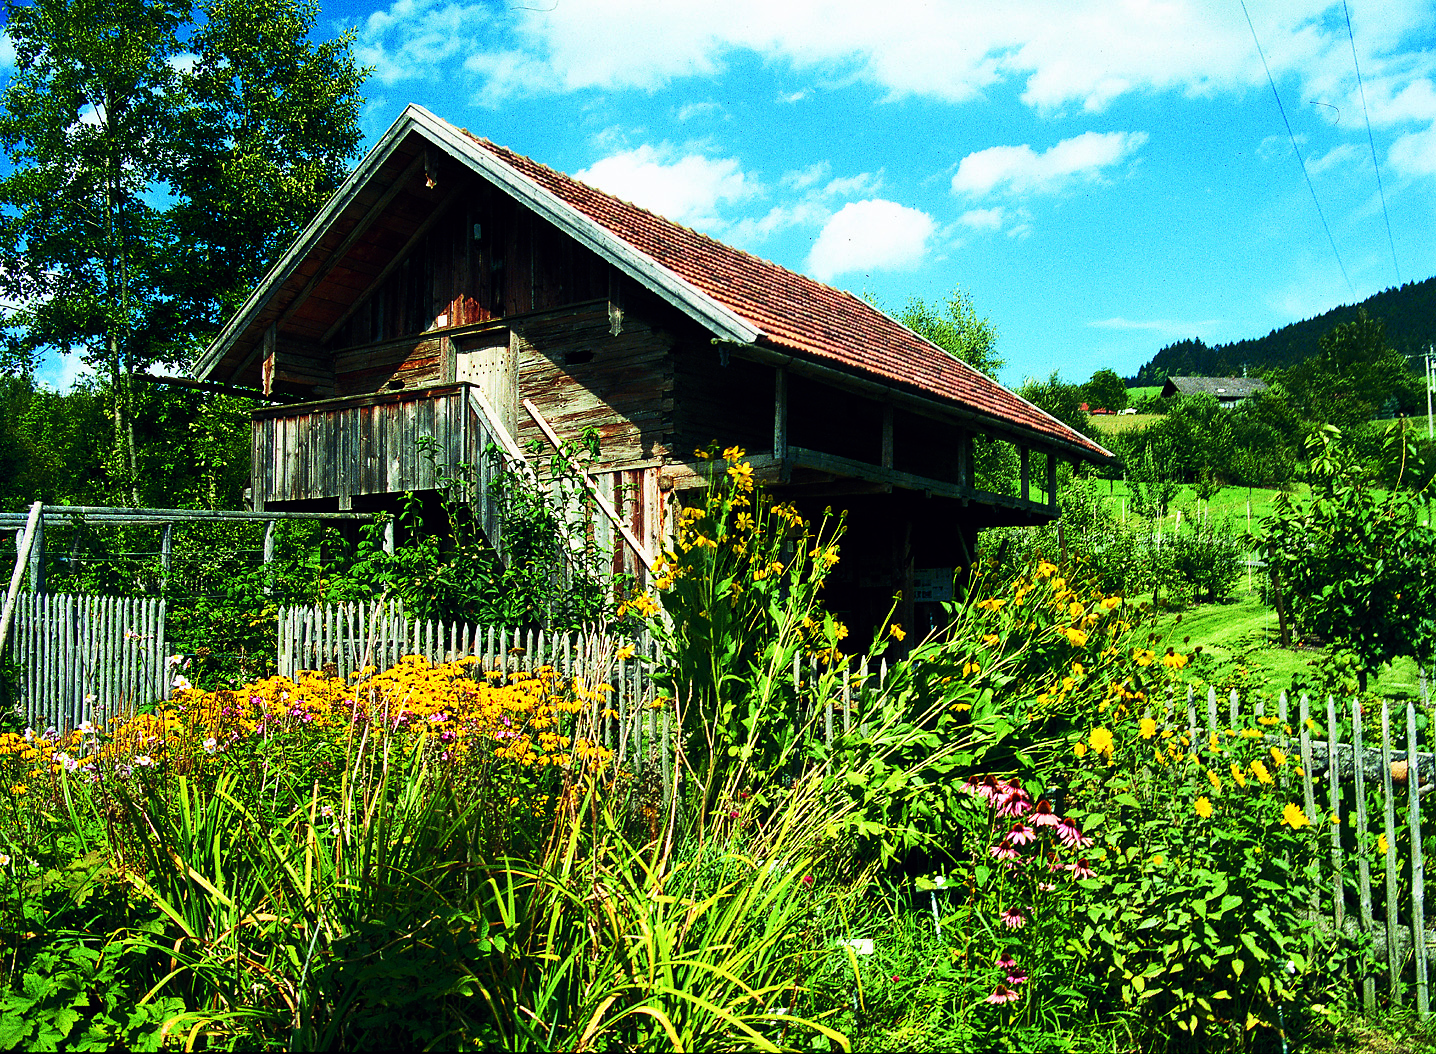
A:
276 599 890 771
10 592 171 733
1179 683 1436 1018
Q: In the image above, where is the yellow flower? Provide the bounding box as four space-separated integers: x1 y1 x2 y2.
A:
962 660 981 677
889 624 906 641
1068 601 1085 620
1282 803 1310 829
1251 759 1273 785
1270 746 1287 767
735 512 754 531
694 448 711 459
1073 741 1089 758
1195 796 1213 818
1133 648 1155 667
982 634 999 646
978 597 1007 612
1101 595 1122 610
1230 762 1247 789
1161 651 1188 670
726 461 754 488
1088 727 1114 757
1139 717 1157 740
614 645 635 661
1207 769 1222 793
1378 833 1390 855
1062 627 1089 647
1151 853 1165 867
722 445 747 462
1036 560 1058 578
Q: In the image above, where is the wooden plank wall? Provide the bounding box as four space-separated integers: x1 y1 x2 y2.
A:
329 184 608 354
671 343 772 457
253 386 487 508
514 302 674 467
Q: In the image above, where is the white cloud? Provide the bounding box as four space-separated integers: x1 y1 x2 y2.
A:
1257 132 1306 162
168 53 198 75
1389 122 1436 178
959 207 1005 231
952 131 1148 197
781 161 831 191
1306 142 1361 175
356 0 1436 122
806 199 934 282
574 144 756 230
676 101 723 121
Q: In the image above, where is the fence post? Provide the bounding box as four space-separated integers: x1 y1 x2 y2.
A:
1407 701 1430 1019
27 514 43 596
1381 704 1402 1002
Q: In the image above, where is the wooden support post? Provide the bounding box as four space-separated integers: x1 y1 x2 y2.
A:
1019 446 1030 503
881 405 894 469
0 503 42 658
261 324 277 396
773 367 788 460
263 520 277 564
27 514 43 595
160 523 173 580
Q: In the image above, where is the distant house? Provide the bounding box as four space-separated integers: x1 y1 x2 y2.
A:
1160 376 1269 409
193 104 1113 636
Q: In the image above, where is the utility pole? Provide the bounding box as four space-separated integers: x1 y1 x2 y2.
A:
1427 343 1434 440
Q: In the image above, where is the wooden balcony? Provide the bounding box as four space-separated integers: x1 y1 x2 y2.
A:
250 383 503 515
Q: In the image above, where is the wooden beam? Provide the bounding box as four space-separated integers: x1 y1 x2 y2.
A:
276 151 427 332
321 183 464 346
773 366 788 459
1020 446 1030 503
881 405 894 469
132 373 297 403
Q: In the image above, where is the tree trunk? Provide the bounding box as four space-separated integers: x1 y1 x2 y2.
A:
1271 564 1291 648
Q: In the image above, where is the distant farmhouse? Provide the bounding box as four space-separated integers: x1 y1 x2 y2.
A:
1160 376 1269 409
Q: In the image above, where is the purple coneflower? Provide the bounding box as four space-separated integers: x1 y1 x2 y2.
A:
995 780 1032 817
1055 817 1089 847
1007 823 1036 846
989 840 1020 862
1000 907 1026 929
1030 799 1061 827
996 953 1017 970
1006 968 1029 986
986 983 1019 1004
1067 857 1095 879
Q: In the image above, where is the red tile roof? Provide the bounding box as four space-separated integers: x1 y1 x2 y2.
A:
466 133 1110 461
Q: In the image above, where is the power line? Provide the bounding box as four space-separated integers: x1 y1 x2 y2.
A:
1240 0 1355 299
1343 0 1401 284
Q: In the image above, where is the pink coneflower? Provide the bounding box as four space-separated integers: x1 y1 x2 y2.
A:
989 840 1020 862
996 953 1017 970
1067 858 1095 880
1030 799 1061 827
1055 817 1088 848
1001 907 1026 929
986 983 1020 1004
1006 968 1029 986
1007 823 1036 846
995 780 1032 817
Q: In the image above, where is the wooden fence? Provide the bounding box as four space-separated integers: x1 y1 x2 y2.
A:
277 600 893 771
1181 684 1435 1018
10 592 170 733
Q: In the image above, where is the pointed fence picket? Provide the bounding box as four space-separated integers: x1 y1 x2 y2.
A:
1159 684 1436 1018
7 592 169 733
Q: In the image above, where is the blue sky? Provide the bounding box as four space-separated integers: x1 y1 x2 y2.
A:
24 0 1436 390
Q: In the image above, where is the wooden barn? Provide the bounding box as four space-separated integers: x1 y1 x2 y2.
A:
192 104 1113 637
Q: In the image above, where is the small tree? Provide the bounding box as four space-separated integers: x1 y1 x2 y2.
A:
898 285 1003 380
1083 368 1128 412
1264 423 1436 690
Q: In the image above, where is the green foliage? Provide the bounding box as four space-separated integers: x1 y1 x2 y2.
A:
1083 369 1128 413
0 0 366 501
1263 423 1436 690
898 285 1004 380
1269 310 1420 428
1017 371 1093 441
1059 711 1325 1046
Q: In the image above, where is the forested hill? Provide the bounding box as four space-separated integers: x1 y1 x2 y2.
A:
1125 274 1436 385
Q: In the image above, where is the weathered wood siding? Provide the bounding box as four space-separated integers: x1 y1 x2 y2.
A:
514 301 675 468
671 342 772 457
330 183 609 352
252 385 491 510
